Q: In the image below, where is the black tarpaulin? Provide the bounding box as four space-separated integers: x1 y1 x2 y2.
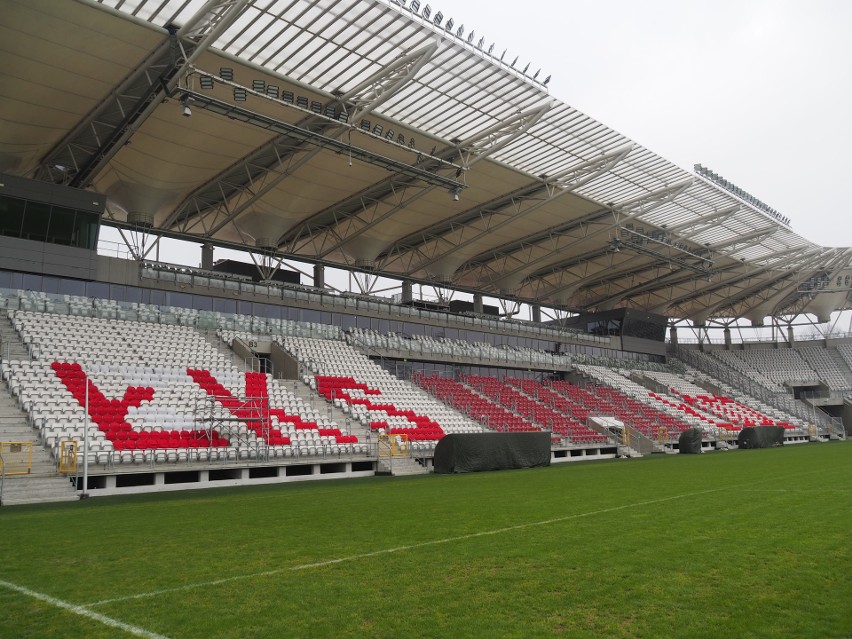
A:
678 428 704 454
737 426 785 449
433 432 551 474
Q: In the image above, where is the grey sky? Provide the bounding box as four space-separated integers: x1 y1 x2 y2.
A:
443 0 851 248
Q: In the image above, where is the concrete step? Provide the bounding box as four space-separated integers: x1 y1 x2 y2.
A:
0 311 31 361
0 414 31 424
198 329 247 372
0 434 39 445
378 456 429 476
1 474 78 506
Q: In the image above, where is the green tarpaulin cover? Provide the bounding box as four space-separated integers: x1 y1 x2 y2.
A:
678 428 704 454
433 432 551 474
737 426 785 449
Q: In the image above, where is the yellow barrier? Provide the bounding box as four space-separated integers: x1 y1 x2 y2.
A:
378 433 409 458
58 440 78 474
0 442 33 475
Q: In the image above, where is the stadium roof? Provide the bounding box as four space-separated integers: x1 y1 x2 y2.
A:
2 0 851 323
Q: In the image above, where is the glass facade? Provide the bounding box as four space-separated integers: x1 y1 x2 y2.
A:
0 195 99 249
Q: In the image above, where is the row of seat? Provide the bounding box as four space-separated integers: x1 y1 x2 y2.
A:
3 310 366 463
278 336 485 444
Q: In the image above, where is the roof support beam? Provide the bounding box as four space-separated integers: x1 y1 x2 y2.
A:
532 251 724 310
459 207 612 273
484 178 693 291
344 41 439 125
376 144 634 275
162 41 442 234
658 246 826 317
706 226 777 253
35 0 249 188
278 100 554 260
664 205 741 235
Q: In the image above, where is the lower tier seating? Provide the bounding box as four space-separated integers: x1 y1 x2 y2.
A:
277 337 485 451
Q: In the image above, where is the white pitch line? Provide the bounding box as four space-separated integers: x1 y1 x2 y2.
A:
88 485 725 607
0 578 172 639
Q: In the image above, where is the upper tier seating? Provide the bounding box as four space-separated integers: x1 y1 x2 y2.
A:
797 347 852 391
347 328 576 369
836 344 852 373
709 349 820 393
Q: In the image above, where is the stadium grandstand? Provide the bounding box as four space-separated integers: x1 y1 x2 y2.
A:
0 0 850 506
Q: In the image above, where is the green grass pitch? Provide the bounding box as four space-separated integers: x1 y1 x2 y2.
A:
1 442 850 639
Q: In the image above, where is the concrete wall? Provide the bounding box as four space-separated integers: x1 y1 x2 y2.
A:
0 236 98 280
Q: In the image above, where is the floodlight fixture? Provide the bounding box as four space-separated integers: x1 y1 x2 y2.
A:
233 87 247 101
220 67 234 81
180 95 192 117
199 75 214 89
252 80 265 92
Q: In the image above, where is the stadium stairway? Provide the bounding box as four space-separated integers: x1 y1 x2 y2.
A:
201 329 374 444
0 310 30 361
207 331 378 456
376 453 429 476
826 348 852 386
287 376 373 447
0 378 78 506
199 328 249 371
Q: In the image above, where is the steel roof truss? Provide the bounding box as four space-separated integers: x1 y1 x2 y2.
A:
164 40 442 232
384 144 634 275
483 179 693 290
36 0 249 187
281 100 555 258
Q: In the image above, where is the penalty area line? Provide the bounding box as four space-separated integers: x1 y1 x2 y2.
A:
88 485 726 607
0 578 172 639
